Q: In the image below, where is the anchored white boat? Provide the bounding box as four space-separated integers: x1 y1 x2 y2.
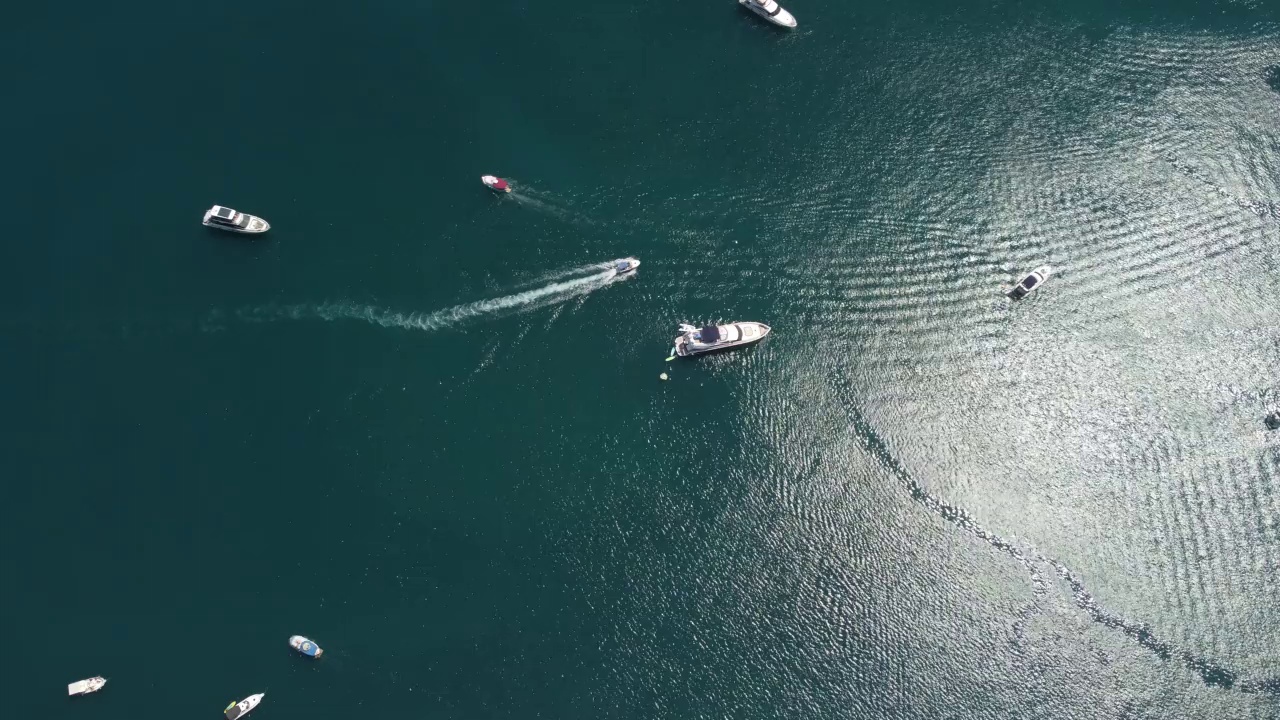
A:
1006 265 1053 301
673 322 771 357
481 175 511 193
67 677 106 696
224 693 264 720
289 635 323 658
739 0 797 28
614 257 640 274
202 205 270 234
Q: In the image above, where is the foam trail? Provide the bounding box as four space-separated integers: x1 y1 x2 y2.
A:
522 260 617 286
508 189 596 226
244 261 628 333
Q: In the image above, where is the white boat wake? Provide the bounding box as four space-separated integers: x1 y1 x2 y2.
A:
508 189 597 226
240 260 631 333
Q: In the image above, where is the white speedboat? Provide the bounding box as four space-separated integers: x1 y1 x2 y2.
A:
614 257 640 274
289 635 323 658
481 175 511 193
203 205 270 234
673 322 771 357
1006 265 1052 301
224 693 264 720
67 677 106 696
739 0 797 28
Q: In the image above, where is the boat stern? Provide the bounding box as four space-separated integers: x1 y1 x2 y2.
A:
672 335 689 357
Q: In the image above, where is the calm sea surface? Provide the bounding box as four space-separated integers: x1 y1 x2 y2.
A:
3 1 1278 719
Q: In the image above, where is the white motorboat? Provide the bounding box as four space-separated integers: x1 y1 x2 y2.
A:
1006 265 1053 301
224 693 265 720
739 0 797 28
202 205 270 234
289 635 323 658
614 257 640 274
673 322 771 357
67 677 106 696
481 175 511 193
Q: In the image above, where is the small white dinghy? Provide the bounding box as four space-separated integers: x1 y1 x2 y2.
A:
739 0 797 28
225 693 265 720
67 677 106 696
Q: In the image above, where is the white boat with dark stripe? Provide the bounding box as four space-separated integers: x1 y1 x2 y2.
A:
739 0 797 28
673 322 771 357
203 205 270 234
224 693 264 720
1006 265 1052 301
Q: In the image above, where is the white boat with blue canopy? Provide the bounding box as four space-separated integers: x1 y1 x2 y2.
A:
614 257 640 274
673 322 771 357
289 635 323 658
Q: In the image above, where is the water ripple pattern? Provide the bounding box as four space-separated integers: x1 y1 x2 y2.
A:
559 16 1280 720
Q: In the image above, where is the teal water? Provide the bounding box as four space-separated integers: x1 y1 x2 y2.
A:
3 1 1279 719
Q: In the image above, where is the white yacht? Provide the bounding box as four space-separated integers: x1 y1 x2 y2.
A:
224 693 265 720
614 257 640 274
67 677 107 696
673 322 771 357
739 0 797 28
203 205 270 234
1006 265 1053 301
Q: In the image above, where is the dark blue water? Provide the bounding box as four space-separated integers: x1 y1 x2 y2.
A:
3 2 1278 719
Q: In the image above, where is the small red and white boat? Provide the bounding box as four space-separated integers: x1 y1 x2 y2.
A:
481 175 511 193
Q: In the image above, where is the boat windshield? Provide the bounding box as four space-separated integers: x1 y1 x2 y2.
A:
1023 275 1039 289
756 0 781 14
234 214 250 228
